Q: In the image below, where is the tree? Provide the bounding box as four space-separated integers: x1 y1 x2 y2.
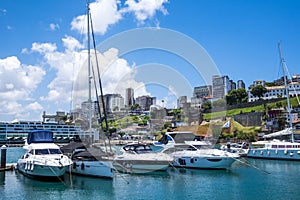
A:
131 104 141 111
226 88 248 105
235 88 248 103
226 90 237 105
250 85 267 99
202 101 212 112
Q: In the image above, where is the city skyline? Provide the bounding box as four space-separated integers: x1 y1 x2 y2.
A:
1 0 300 122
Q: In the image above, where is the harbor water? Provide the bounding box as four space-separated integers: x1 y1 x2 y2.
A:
1 147 300 200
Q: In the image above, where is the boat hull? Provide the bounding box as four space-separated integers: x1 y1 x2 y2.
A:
171 156 236 169
247 148 300 160
167 148 239 169
16 162 69 178
69 160 113 179
113 159 171 174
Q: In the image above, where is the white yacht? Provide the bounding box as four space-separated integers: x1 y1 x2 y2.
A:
247 138 300 160
162 143 239 169
113 143 173 174
60 141 114 179
16 130 72 179
154 131 239 169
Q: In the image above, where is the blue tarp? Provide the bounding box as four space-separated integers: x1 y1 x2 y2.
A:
27 130 54 144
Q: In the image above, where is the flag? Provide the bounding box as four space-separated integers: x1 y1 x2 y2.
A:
222 121 230 128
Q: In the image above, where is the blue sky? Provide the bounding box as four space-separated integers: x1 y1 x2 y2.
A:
1 0 300 122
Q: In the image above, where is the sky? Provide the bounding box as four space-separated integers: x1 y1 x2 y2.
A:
1 0 300 122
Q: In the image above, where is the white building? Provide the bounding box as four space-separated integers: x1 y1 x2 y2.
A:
248 82 300 102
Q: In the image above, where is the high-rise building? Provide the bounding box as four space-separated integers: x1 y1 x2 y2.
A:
135 95 156 111
193 85 212 98
237 80 245 89
125 88 134 107
212 75 231 99
99 94 124 113
229 80 236 90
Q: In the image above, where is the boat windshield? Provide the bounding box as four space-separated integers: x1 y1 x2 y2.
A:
35 149 62 155
123 144 153 154
135 145 153 154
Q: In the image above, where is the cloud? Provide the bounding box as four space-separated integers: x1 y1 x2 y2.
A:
72 47 149 108
50 23 60 31
62 35 84 52
0 56 45 120
124 0 169 23
31 42 57 54
0 56 45 94
71 0 168 35
71 0 122 35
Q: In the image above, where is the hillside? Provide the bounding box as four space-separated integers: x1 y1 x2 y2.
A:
175 119 260 141
204 96 300 120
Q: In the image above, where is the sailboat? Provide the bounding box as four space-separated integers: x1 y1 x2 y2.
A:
61 1 114 178
247 43 300 160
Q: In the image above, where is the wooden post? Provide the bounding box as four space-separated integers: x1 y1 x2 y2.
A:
1 145 7 169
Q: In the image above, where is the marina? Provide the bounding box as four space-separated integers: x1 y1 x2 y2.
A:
1 147 300 199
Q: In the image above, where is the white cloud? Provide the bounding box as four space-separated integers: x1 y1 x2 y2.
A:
62 35 84 52
124 0 169 23
0 56 45 120
72 47 149 108
0 0 169 121
50 23 60 31
31 42 57 54
26 102 43 111
71 0 122 35
71 0 168 35
0 56 45 94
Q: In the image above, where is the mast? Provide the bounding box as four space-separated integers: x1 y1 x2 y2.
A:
87 1 92 139
278 43 294 142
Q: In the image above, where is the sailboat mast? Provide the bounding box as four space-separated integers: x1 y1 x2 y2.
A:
87 1 92 136
278 43 294 142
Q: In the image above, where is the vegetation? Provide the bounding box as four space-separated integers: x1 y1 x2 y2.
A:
250 85 267 99
203 96 300 121
225 88 248 105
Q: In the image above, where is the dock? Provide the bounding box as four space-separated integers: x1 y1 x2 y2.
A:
0 163 15 172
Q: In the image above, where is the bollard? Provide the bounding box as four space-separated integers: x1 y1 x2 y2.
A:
1 145 7 169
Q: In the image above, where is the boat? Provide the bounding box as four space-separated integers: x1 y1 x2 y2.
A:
16 130 72 179
113 143 174 174
60 141 114 178
162 143 240 169
247 43 300 160
63 1 114 178
220 142 249 157
154 131 240 169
